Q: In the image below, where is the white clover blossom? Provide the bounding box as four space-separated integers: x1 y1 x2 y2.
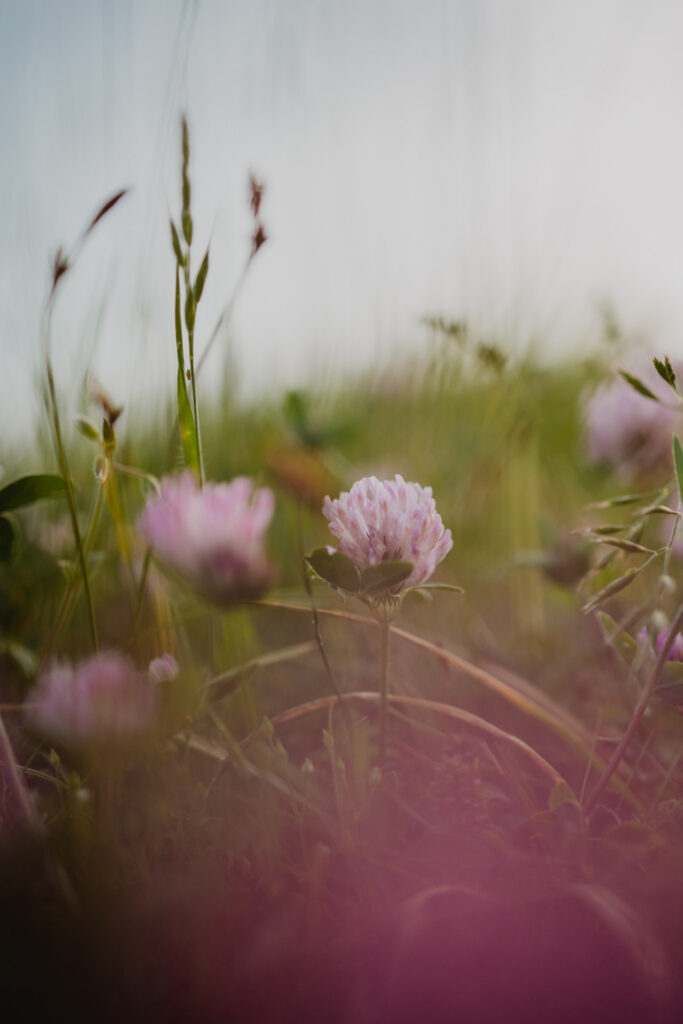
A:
322 474 453 592
138 473 275 604
28 651 159 746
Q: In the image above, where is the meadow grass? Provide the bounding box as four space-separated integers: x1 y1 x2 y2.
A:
1 130 683 1024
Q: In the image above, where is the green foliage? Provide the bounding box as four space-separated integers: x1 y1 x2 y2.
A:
306 547 358 593
653 355 677 390
0 473 67 512
618 369 658 401
177 366 199 476
359 560 413 594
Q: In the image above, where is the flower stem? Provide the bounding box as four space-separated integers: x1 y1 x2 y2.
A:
0 713 41 833
584 601 683 814
295 504 348 722
44 356 98 652
184 263 205 487
379 620 390 763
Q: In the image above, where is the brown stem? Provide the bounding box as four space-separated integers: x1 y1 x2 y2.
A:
584 602 683 814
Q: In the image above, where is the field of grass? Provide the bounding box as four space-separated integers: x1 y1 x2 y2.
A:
2 131 683 1024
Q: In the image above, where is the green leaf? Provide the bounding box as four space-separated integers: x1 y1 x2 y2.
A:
182 208 193 247
0 474 68 512
184 289 196 333
596 612 639 664
595 538 654 555
0 639 38 676
360 560 413 595
194 248 209 304
639 505 680 517
586 492 654 510
581 567 640 614
0 516 14 561
653 356 677 390
587 524 628 535
618 370 659 402
177 367 199 478
306 548 359 593
75 415 100 442
174 265 185 369
549 780 579 811
170 220 186 267
412 582 464 593
673 436 683 507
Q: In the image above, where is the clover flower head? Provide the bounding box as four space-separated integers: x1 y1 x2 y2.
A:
139 473 275 604
322 474 453 591
583 363 680 479
29 651 158 746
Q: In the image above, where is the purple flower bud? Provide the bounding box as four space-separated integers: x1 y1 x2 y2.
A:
29 651 158 746
323 474 453 591
638 627 683 662
139 473 275 605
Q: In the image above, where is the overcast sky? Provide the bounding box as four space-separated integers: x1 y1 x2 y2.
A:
3 1 683 449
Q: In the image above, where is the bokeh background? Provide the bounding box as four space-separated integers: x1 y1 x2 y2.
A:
4 0 683 445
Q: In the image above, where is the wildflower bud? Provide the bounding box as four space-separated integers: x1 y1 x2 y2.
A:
148 654 179 684
650 610 668 633
251 222 267 256
94 454 108 483
249 174 264 217
659 574 677 596
75 415 100 442
102 417 116 453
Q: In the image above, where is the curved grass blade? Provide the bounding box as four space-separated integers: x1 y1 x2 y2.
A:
256 691 566 790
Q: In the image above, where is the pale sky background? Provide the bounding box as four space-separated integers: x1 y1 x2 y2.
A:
3 1 683 450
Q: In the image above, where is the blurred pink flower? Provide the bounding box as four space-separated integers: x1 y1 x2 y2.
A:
323 474 452 590
148 653 179 684
139 473 275 604
638 627 683 662
29 651 158 746
583 364 681 479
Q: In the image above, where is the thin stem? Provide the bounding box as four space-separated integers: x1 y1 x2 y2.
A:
196 254 251 376
44 356 98 651
0 713 42 833
295 504 348 720
184 263 205 486
379 621 390 763
39 481 104 666
662 491 680 579
134 547 153 631
584 602 683 814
